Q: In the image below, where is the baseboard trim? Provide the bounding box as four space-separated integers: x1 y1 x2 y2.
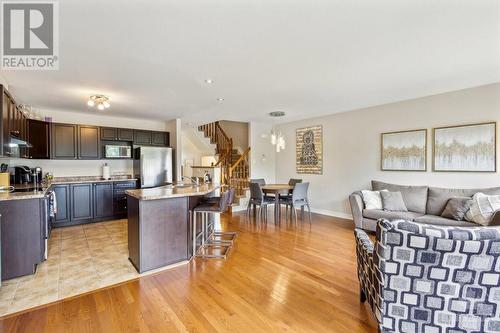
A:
231 206 352 220
310 208 353 220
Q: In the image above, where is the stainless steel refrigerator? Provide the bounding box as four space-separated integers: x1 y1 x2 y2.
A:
133 147 173 188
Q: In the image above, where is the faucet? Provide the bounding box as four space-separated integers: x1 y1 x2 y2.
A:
182 176 200 186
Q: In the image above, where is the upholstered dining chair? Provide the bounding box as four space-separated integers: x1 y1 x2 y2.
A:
355 219 500 333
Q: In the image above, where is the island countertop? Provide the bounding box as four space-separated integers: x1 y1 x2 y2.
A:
126 183 220 201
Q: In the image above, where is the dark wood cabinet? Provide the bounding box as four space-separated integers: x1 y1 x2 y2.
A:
27 119 50 159
70 183 93 222
100 127 117 140
101 127 134 142
93 182 113 218
152 131 169 146
78 125 100 159
53 184 70 224
0 198 44 280
134 130 152 145
0 87 12 157
118 128 134 141
51 123 77 159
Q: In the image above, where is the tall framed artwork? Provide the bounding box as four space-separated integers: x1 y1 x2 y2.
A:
433 122 496 172
381 129 427 171
296 125 322 174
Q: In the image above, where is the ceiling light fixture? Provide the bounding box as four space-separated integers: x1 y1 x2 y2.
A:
217 98 224 101
87 94 110 111
269 111 286 152
205 79 213 84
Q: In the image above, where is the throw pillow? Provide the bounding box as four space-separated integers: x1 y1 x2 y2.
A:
380 191 408 212
467 192 500 226
441 197 473 221
361 189 388 210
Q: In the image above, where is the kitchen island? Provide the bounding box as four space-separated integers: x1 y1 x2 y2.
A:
126 184 220 273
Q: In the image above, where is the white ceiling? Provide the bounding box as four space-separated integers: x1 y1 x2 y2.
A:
2 0 500 125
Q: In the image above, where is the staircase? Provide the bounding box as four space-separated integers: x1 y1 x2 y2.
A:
198 121 250 200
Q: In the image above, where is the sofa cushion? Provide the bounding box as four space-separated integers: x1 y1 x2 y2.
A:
363 209 423 221
380 191 408 211
441 197 473 221
414 215 476 227
426 186 500 215
372 180 428 214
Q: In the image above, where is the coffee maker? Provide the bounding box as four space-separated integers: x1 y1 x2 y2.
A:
14 166 32 184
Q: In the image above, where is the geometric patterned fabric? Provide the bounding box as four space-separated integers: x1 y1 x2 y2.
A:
355 219 500 333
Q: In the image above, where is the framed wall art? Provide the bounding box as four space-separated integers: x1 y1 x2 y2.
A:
296 125 323 174
433 122 496 172
381 129 427 171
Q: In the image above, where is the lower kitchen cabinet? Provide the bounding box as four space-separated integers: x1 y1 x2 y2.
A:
53 184 70 225
70 183 93 222
93 182 114 219
52 181 137 227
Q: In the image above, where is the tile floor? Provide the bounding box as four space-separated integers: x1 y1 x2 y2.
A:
0 219 143 316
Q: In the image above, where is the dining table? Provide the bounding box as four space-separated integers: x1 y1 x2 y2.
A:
261 184 294 222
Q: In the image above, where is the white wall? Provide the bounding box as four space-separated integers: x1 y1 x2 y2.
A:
0 74 8 89
249 122 276 183
218 121 249 151
275 83 500 218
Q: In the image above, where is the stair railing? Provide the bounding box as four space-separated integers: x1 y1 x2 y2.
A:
229 147 251 196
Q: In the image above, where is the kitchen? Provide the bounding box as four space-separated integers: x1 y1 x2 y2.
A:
0 84 220 315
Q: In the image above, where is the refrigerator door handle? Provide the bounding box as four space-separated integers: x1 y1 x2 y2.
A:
140 154 145 187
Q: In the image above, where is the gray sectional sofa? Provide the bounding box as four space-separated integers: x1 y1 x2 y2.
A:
349 180 500 231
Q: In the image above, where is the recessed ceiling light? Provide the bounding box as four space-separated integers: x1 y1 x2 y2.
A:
205 79 213 84
269 111 286 117
217 98 224 101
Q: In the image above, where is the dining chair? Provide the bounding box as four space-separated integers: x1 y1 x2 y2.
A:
250 178 266 185
281 182 311 224
288 178 303 186
282 178 303 201
247 182 273 220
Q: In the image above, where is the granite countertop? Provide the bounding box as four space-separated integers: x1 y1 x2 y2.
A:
0 176 137 201
126 183 220 201
50 176 137 185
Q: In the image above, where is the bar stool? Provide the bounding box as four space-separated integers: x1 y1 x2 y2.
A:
192 190 232 259
207 188 237 245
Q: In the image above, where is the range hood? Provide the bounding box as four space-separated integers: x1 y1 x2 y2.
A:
9 131 32 148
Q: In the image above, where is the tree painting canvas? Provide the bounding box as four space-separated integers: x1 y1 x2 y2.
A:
433 122 496 172
381 129 427 171
296 125 322 174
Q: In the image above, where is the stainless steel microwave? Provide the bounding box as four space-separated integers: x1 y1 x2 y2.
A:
105 145 131 158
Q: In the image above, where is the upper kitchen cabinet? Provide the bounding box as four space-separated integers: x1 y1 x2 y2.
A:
78 125 100 159
152 131 169 146
100 127 117 141
27 119 50 159
101 127 134 141
0 85 13 157
118 128 134 141
133 130 152 145
51 123 78 159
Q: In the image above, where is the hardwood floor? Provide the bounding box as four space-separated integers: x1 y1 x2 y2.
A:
0 211 377 333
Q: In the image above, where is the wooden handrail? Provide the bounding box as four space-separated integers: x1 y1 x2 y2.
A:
214 148 230 167
214 121 230 143
230 147 251 172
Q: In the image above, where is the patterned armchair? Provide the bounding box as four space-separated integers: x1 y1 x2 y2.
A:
355 219 500 333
